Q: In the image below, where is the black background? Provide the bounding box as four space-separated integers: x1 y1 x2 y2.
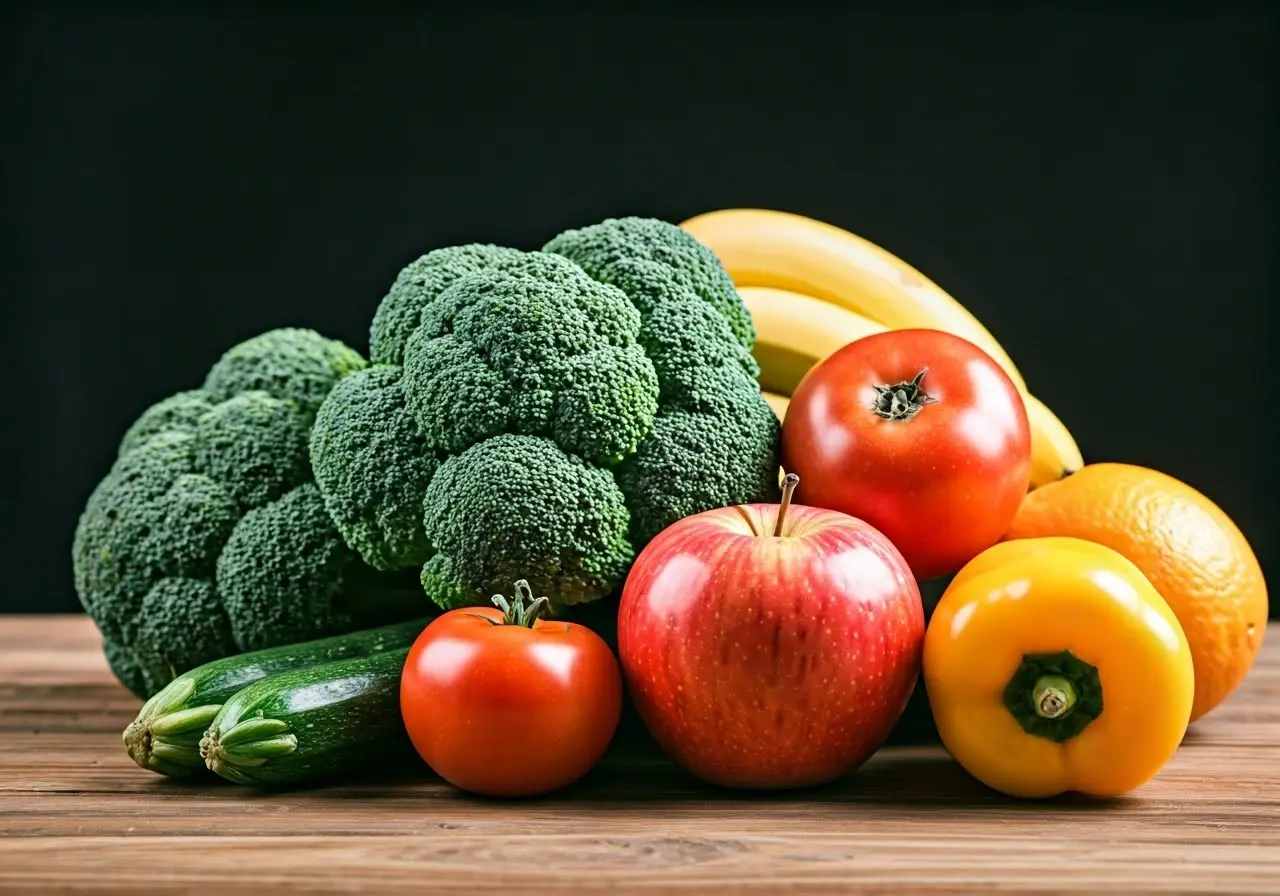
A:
5 3 1276 617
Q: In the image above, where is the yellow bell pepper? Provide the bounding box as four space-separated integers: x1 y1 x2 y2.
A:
923 536 1195 798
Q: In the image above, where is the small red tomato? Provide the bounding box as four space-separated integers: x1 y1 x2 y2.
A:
400 580 623 798
781 328 1031 580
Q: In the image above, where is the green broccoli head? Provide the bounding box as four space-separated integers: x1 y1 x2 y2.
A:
203 327 367 416
217 483 370 651
601 258 761 392
309 365 440 571
310 217 779 613
543 216 756 351
614 366 783 545
73 328 420 699
421 435 633 610
193 391 313 508
402 252 659 464
125 578 237 695
119 390 216 456
545 220 780 547
369 244 525 366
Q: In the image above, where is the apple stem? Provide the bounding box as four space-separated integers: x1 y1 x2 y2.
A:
774 473 800 537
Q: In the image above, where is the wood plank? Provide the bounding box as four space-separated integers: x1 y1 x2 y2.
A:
0 615 1276 894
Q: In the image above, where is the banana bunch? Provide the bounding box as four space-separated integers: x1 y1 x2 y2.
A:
682 208 1082 489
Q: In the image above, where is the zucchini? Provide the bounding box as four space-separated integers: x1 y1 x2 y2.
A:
200 646 413 786
123 618 429 778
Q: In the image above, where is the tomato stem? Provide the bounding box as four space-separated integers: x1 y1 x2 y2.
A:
491 580 550 628
1002 650 1103 742
871 368 937 421
774 473 800 537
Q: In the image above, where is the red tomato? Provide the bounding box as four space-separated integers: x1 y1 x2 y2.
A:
781 329 1031 580
400 581 623 798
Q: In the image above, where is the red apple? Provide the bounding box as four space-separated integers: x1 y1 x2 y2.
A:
617 474 925 790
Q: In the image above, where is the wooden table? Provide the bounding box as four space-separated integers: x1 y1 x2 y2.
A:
1 616 1276 894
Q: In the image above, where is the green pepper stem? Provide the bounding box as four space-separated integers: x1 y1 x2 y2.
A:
1003 650 1103 742
1032 675 1078 719
491 580 550 627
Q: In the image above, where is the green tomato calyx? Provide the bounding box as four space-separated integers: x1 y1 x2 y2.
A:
491 580 550 628
872 368 937 422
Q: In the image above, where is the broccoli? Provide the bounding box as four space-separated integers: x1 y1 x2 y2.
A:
420 434 634 610
369 244 525 366
311 217 780 612
544 216 757 351
203 326 368 414
72 328 421 699
216 483 371 651
402 252 658 463
309 365 440 572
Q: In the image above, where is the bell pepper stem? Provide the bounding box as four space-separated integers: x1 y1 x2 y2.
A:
1032 675 1078 719
1003 650 1103 742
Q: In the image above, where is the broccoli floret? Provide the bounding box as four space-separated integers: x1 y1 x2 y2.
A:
73 328 419 699
119 390 215 456
402 256 658 464
217 484 366 650
615 369 783 544
309 365 440 571
370 244 525 366
193 391 312 509
420 435 633 610
128 578 237 685
310 217 780 613
74 430 207 639
203 327 366 416
142 473 241 580
604 258 760 392
548 225 780 545
544 216 756 351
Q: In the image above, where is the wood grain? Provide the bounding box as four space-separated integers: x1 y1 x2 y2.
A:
0 616 1276 894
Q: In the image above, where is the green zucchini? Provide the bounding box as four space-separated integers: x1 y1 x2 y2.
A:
200 646 413 786
123 618 429 778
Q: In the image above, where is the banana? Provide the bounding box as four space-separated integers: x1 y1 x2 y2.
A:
761 390 791 422
740 286 885 395
738 283 1082 490
1024 394 1084 488
683 208 1026 393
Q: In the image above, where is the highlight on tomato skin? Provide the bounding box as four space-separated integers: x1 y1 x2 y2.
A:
399 579 624 799
781 328 1032 581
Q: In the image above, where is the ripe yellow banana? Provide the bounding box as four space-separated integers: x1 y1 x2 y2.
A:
1024 394 1084 487
740 286 885 395
683 208 1026 394
739 283 1082 489
761 390 790 421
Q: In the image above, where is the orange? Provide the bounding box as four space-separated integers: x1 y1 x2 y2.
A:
1004 463 1268 722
